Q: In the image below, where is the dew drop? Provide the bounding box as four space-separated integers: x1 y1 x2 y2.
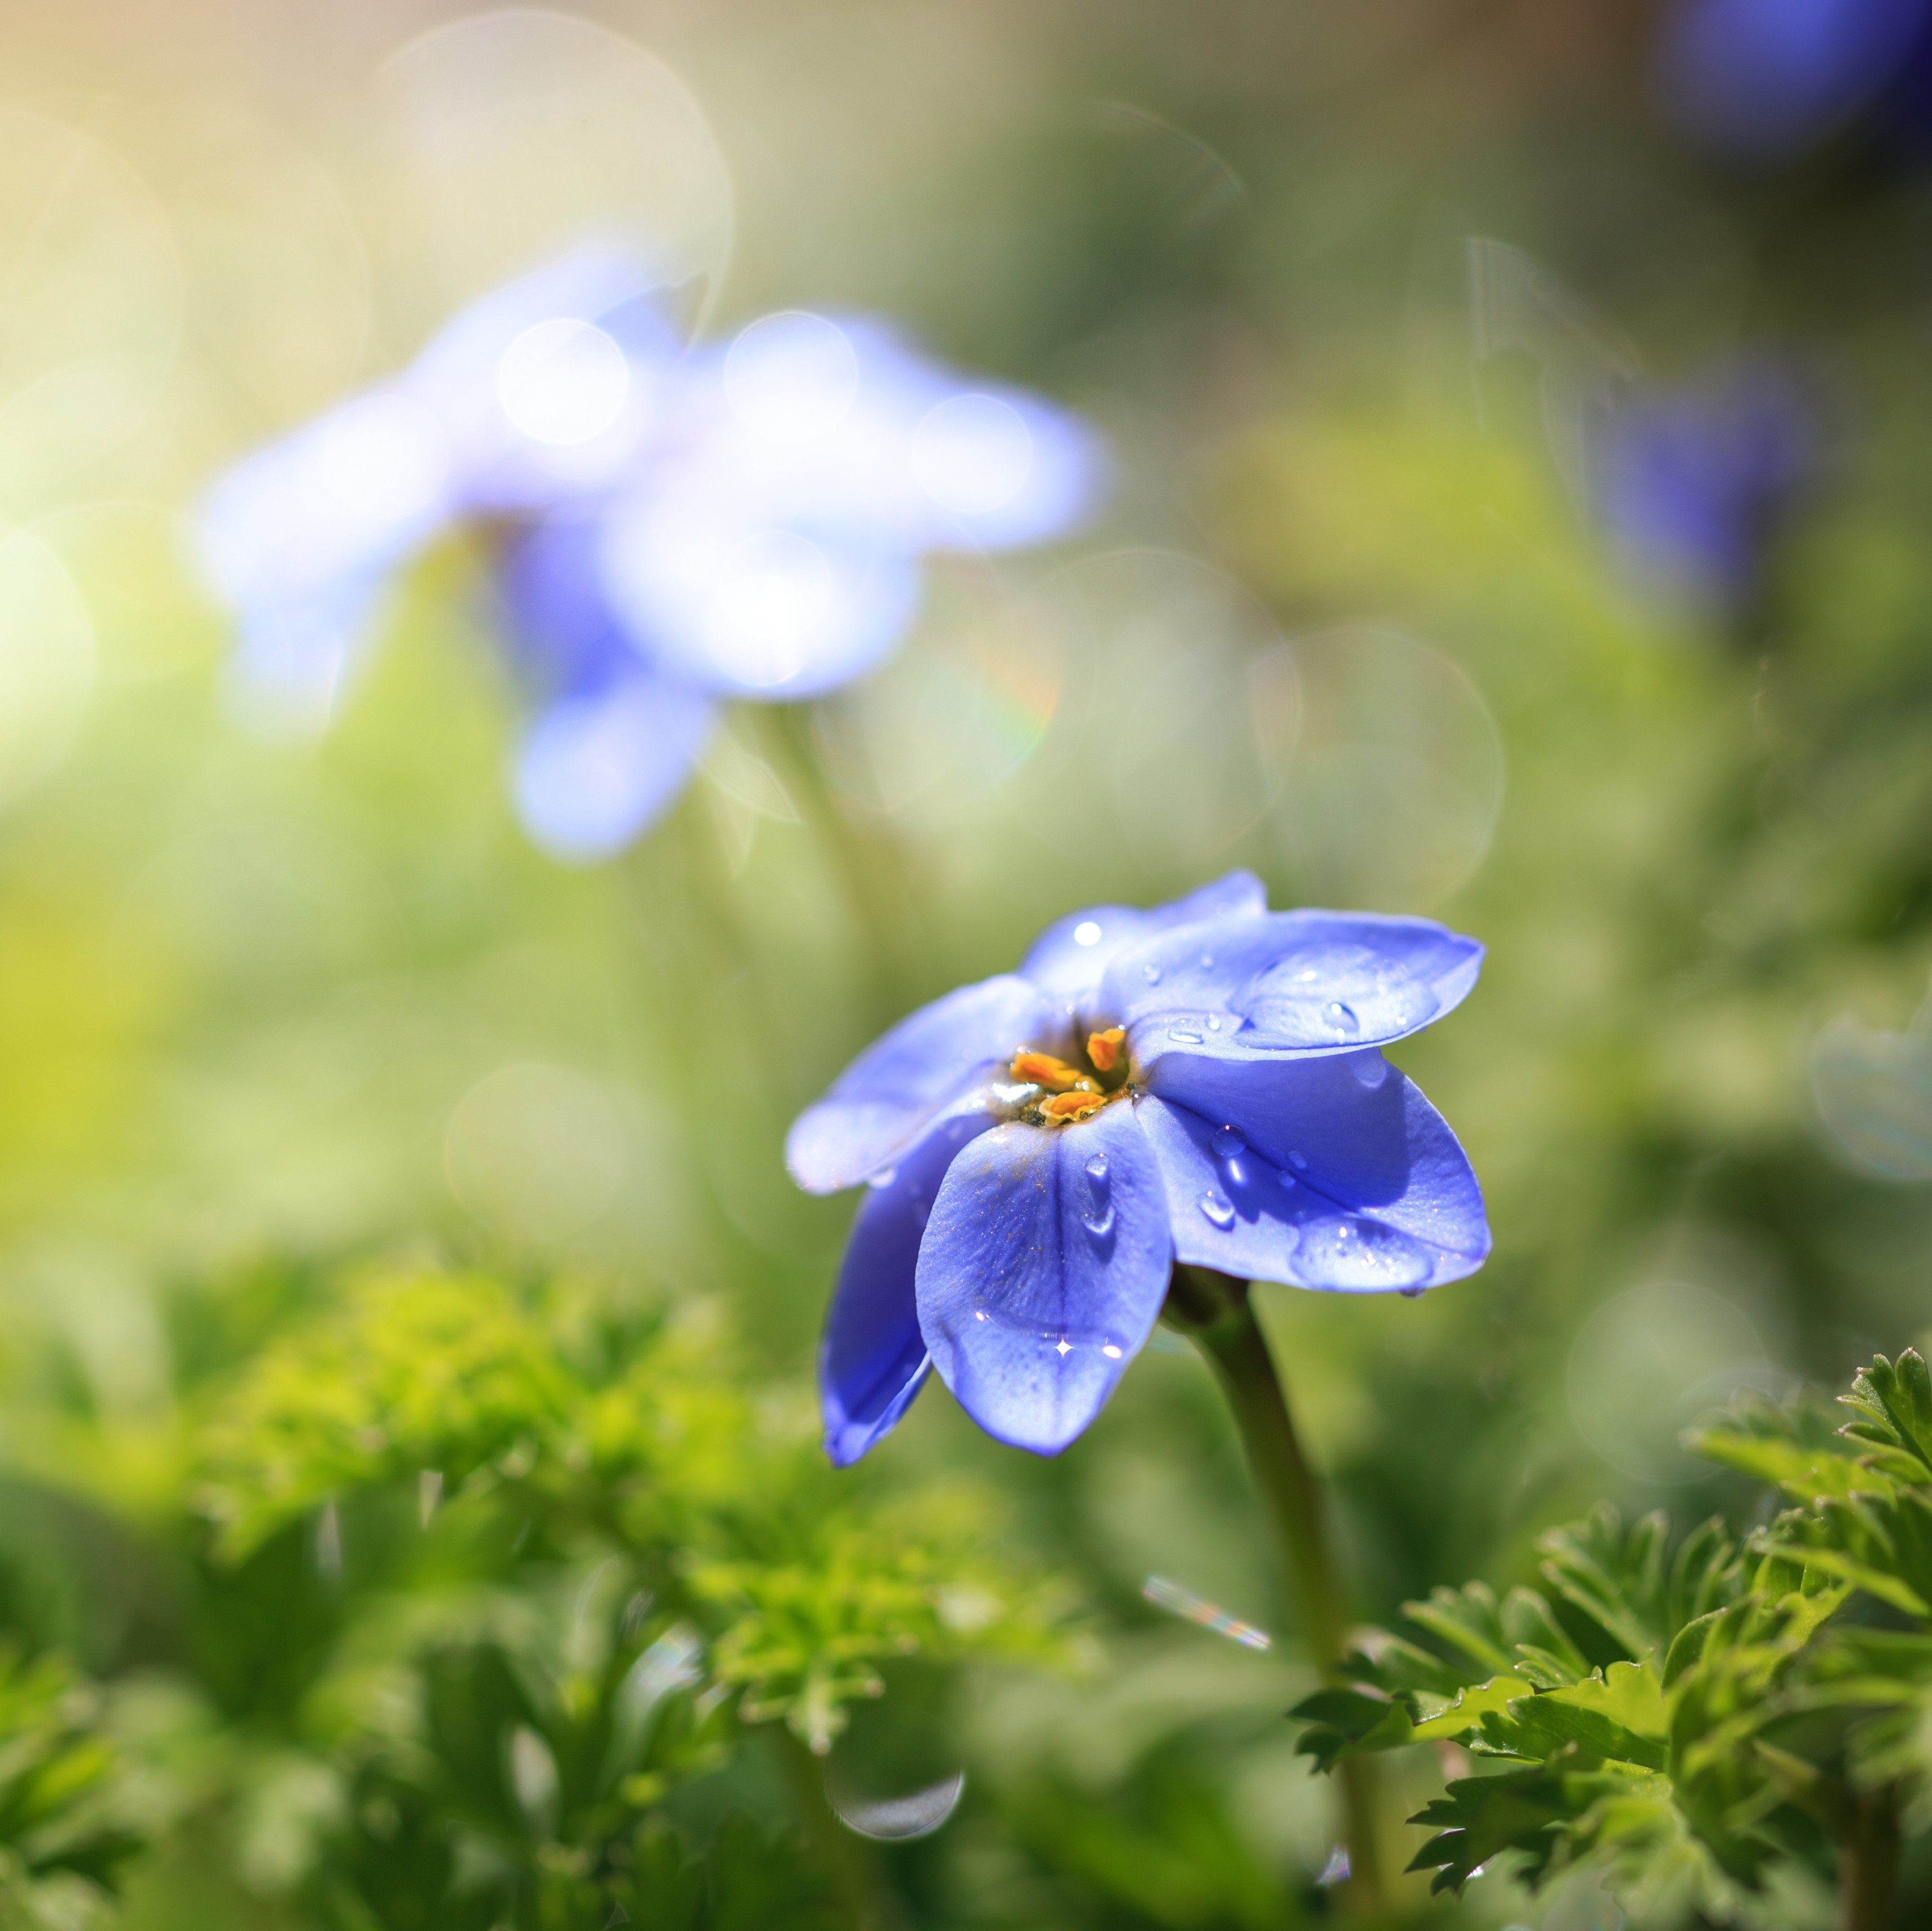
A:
1296 1216 1430 1289
1288 1151 1308 1170
1085 1153 1110 1182
1206 1014 1222 1032
1277 1169 1297 1190
1222 1156 1248 1188
1322 1001 1360 1038
1082 1204 1116 1238
867 1166 898 1190
1102 1343 1124 1359
1213 1125 1247 1157
829 1771 966 1842
1197 1188 1236 1229
1350 1053 1388 1089
1167 1027 1204 1045
1142 963 1162 984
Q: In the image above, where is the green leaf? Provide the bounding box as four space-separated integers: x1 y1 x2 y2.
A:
1410 1674 1536 1740
1839 1350 1932 1476
1287 1687 1413 1770
1477 1663 1669 1771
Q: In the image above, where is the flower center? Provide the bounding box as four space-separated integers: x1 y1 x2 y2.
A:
1004 1027 1131 1127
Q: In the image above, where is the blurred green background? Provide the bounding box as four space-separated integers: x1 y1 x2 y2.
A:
0 2 1929 1926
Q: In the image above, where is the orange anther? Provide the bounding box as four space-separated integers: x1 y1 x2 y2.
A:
1040 1090 1108 1124
1011 1050 1092 1093
1086 1027 1126 1074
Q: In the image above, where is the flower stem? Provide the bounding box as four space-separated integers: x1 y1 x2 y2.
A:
774 1727 893 1930
1838 1788 1901 1931
1163 1265 1388 1919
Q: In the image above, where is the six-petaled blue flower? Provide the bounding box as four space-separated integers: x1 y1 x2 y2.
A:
198 250 1103 861
788 872 1490 1465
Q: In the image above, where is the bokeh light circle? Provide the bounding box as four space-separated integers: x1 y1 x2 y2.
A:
723 312 860 441
1017 549 1298 867
812 556 1063 823
444 1062 627 1244
0 105 182 516
1566 1281 1777 1485
363 8 735 342
1809 1016 1932 1181
1269 625 1504 911
495 318 631 446
0 528 97 805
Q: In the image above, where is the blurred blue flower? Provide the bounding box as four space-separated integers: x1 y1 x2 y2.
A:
1596 357 1820 619
788 872 1489 1464
199 257 1103 860
1657 0 1932 158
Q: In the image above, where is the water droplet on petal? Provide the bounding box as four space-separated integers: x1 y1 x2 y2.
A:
1222 1156 1248 1188
1277 1169 1297 1190
1073 920 1102 946
1206 1014 1222 1032
867 1166 898 1189
1296 1216 1430 1289
1168 1027 1204 1045
1082 1203 1116 1237
1289 1151 1308 1170
1323 1001 1360 1038
1142 963 1162 984
1400 1285 1425 1299
1085 1153 1110 1181
1102 1343 1124 1359
1213 1125 1247 1157
1350 1053 1388 1089
1197 1188 1236 1229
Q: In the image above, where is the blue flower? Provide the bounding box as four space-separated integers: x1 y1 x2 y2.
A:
1596 357 1820 619
788 872 1490 1465
199 257 1103 861
1657 0 1932 158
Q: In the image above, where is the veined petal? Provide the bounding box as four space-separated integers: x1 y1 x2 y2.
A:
1139 1054 1488 1292
820 1112 994 1466
787 974 1058 1195
1106 909 1483 1069
512 668 715 863
1019 870 1268 1008
916 1101 1171 1456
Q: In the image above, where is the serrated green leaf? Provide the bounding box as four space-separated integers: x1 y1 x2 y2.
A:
1690 1428 1874 1502
1839 1350 1932 1476
1401 1582 1514 1679
1478 1663 1669 1771
1288 1686 1414 1770
1410 1674 1535 1740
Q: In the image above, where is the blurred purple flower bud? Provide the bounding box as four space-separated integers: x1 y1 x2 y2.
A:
1657 0 1932 158
1596 357 1821 619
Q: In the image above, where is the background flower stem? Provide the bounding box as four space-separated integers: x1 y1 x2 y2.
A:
1165 1265 1389 1918
774 1726 893 1929
1838 1787 1901 1931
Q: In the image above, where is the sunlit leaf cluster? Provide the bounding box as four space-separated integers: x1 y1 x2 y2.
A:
1296 1349 1932 1921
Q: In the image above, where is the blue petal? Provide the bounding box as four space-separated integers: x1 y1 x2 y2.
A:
1019 870 1268 1008
409 246 684 510
916 1101 1172 1456
820 1112 995 1466
908 385 1106 551
1103 910 1483 1069
597 500 922 701
1138 1054 1488 1292
496 516 646 698
786 975 1057 1194
198 384 453 613
220 580 385 739
512 667 715 863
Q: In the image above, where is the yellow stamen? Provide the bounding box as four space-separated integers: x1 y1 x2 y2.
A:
1040 1090 1108 1124
1086 1027 1126 1074
1011 1050 1095 1093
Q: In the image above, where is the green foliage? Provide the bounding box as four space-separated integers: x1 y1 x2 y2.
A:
0 1646 141 1928
139 1265 1073 1928
1295 1349 1932 1921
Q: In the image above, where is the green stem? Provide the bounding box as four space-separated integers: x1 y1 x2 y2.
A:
763 704 922 1018
1165 1267 1388 1920
1838 1787 1901 1931
774 1727 893 1930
